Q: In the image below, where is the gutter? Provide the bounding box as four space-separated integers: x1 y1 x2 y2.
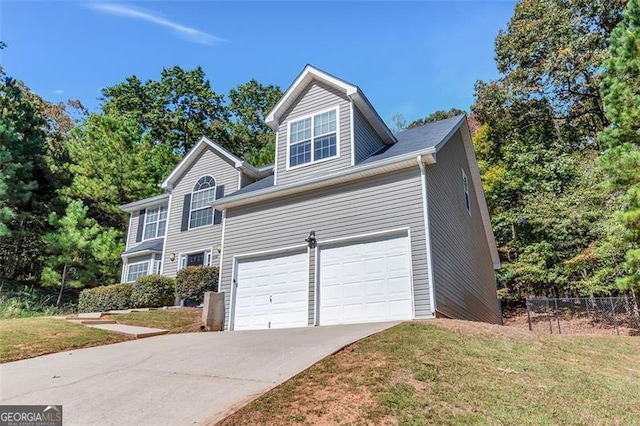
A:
417 155 436 317
212 148 437 209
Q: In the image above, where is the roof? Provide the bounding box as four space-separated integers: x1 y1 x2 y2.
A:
160 136 273 190
265 65 396 146
122 238 164 256
226 115 465 199
120 194 169 213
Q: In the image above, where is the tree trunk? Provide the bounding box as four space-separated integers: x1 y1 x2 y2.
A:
56 263 67 308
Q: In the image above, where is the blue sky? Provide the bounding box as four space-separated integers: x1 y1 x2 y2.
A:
1 1 516 124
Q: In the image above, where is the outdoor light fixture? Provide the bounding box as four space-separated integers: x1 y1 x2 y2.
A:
305 231 317 249
216 243 222 253
169 252 176 262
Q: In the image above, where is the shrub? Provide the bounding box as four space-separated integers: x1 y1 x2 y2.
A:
78 283 133 312
175 266 219 303
131 275 176 308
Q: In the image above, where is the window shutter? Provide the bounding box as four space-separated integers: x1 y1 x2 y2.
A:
181 194 191 231
213 185 225 225
135 209 146 242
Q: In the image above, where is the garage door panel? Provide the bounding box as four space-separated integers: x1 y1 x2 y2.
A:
319 233 413 326
234 251 309 330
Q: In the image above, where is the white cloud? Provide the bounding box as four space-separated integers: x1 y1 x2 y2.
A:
53 89 64 95
86 3 226 46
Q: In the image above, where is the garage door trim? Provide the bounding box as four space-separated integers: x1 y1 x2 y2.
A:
230 243 309 330
313 227 414 325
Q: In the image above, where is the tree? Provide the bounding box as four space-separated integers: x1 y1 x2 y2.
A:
598 0 640 293
407 108 467 129
64 114 177 229
495 0 625 140
101 66 229 154
227 80 282 165
41 200 122 306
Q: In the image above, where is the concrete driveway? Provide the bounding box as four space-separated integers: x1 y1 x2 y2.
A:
0 322 397 425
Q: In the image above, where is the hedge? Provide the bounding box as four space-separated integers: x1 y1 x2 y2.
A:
130 275 176 308
78 283 133 313
175 266 219 304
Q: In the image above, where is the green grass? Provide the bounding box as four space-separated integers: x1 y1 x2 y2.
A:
1 308 203 363
104 308 203 333
0 317 128 363
218 321 640 426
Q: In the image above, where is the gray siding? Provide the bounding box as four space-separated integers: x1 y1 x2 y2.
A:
125 203 169 250
353 106 385 164
427 130 500 324
275 81 352 185
126 211 142 249
220 168 430 330
162 147 240 277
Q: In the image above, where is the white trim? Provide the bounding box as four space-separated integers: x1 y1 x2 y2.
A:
285 106 341 171
177 247 214 271
125 260 150 283
188 175 216 230
315 227 415 325
142 205 168 241
462 169 471 215
120 193 170 213
237 170 242 191
315 227 410 248
349 100 355 166
120 262 127 283
217 209 227 288
418 156 436 316
266 65 357 128
306 245 311 326
229 244 309 330
121 248 162 259
273 130 279 185
150 253 156 276
159 193 172 276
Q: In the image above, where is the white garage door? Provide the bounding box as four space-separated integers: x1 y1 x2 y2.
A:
319 233 413 325
233 251 308 330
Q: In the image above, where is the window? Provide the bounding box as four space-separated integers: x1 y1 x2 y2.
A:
462 170 471 214
126 261 149 282
190 176 216 229
155 261 163 275
289 109 337 167
143 206 168 240
178 249 213 271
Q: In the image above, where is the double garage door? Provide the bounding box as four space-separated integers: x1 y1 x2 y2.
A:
233 233 413 330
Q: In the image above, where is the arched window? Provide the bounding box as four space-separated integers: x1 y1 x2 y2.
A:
189 175 216 229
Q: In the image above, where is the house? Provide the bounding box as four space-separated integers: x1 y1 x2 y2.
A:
120 65 502 329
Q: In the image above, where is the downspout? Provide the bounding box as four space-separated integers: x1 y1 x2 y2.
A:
417 155 436 317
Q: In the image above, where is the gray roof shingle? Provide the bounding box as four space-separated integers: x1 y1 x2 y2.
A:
122 238 164 255
225 115 465 198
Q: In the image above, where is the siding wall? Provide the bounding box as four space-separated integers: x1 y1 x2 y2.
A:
240 172 256 189
162 147 240 277
125 203 169 250
275 81 352 185
426 130 501 324
353 106 385 163
220 168 430 329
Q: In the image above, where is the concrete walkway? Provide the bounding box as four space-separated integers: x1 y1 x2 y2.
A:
66 312 170 338
0 322 397 426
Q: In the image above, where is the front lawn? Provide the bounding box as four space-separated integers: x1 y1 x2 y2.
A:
0 317 128 363
103 308 203 333
218 319 640 425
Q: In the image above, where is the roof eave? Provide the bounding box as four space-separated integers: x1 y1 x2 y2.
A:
213 150 437 209
120 194 170 213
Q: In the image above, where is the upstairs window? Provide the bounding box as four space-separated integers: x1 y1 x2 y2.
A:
143 206 168 240
190 176 216 229
462 170 471 214
289 108 337 167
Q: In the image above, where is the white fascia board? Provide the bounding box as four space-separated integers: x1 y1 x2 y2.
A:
265 65 358 130
161 136 247 190
212 150 436 209
121 249 162 259
120 194 170 213
349 89 397 145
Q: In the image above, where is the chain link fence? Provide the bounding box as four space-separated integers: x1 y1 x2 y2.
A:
525 296 640 335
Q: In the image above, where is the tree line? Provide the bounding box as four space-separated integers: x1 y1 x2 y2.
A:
0 49 282 306
1 0 640 308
